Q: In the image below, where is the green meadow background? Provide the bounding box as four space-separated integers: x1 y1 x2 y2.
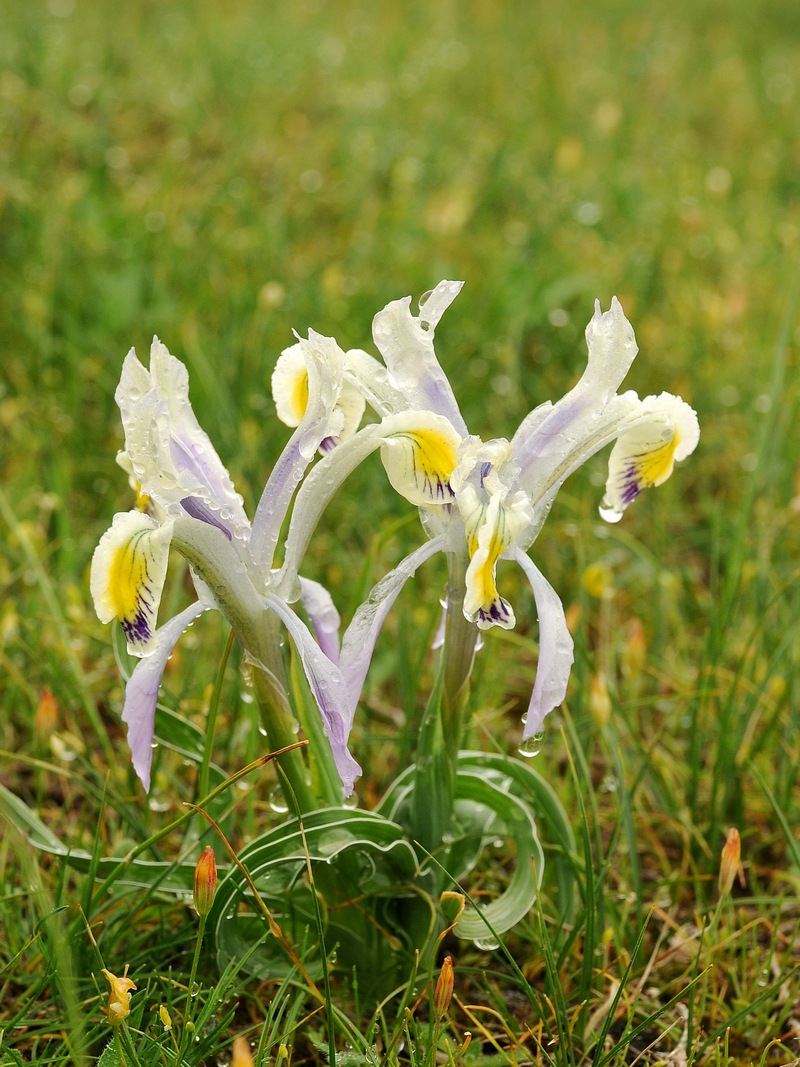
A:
1 0 799 1063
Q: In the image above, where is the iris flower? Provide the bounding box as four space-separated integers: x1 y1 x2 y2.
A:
91 333 364 793
272 282 699 751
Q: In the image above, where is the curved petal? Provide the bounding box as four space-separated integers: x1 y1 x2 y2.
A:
514 297 639 490
344 347 407 417
461 493 516 630
121 600 208 791
90 511 175 656
298 576 341 664
600 392 700 522
372 280 468 436
339 536 445 720
272 342 311 427
513 549 574 738
379 411 461 506
273 422 386 598
273 339 366 452
251 330 350 568
118 340 250 539
275 409 462 600
266 594 361 795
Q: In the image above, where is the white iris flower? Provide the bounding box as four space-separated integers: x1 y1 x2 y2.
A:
273 282 699 749
91 335 361 793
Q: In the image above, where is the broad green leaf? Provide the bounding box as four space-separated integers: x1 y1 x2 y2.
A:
452 768 544 940
210 807 435 990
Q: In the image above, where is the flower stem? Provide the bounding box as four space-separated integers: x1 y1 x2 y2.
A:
251 615 318 815
176 913 207 1065
440 549 479 758
411 549 478 851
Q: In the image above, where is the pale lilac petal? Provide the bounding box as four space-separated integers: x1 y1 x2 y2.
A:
339 537 444 723
513 297 639 490
251 331 348 568
512 549 574 738
371 281 468 436
265 595 361 795
121 600 208 791
298 577 341 665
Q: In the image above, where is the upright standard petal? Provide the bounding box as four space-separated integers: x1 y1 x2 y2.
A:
513 550 575 740
91 511 175 656
513 297 639 488
371 280 468 436
117 340 250 539
121 600 208 790
600 392 700 522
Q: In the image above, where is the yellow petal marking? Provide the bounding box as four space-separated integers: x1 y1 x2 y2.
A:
291 368 309 423
631 433 679 488
382 426 458 504
109 531 148 619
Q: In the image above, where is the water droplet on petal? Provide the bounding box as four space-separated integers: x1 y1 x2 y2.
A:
518 732 544 758
599 500 623 523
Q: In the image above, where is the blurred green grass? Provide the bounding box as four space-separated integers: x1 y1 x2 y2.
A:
2 0 800 1062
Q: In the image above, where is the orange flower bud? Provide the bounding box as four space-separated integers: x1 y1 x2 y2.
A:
35 686 58 738
718 827 743 896
194 846 217 916
433 955 454 1018
101 965 136 1025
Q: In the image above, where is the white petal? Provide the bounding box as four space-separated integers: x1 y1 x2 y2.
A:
600 392 700 521
379 411 461 506
372 281 468 436
272 343 310 427
90 511 174 656
513 297 638 490
266 595 361 795
251 330 350 567
344 347 407 417
117 339 250 538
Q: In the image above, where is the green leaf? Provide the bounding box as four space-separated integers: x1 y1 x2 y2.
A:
452 768 544 940
210 807 436 992
97 1039 122 1067
458 751 578 918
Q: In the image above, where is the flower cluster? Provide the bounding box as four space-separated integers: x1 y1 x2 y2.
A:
92 282 698 796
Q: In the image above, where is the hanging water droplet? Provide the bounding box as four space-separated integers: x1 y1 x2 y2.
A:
598 500 623 523
518 732 544 758
269 787 289 814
